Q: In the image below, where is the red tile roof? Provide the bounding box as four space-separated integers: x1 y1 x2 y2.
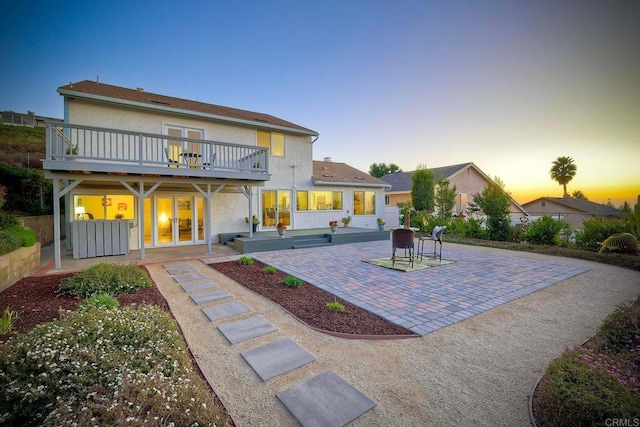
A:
58 80 317 135
313 161 390 187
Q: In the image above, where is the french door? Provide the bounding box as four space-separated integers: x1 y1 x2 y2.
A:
261 190 291 228
154 196 204 246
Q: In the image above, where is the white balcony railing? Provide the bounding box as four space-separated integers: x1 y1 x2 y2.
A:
45 123 269 179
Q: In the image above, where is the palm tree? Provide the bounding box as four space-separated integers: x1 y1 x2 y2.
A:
550 156 577 196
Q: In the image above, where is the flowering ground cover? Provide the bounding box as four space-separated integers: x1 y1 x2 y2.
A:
532 297 640 426
0 271 232 426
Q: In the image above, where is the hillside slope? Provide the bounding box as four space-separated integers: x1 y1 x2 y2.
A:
0 124 46 169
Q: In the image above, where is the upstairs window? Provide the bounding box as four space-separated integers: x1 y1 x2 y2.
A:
257 130 285 156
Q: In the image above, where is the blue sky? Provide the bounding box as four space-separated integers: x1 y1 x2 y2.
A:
2 0 639 205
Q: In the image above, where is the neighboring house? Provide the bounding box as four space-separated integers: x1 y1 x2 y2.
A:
1 111 63 127
521 196 626 228
43 80 388 267
379 162 529 221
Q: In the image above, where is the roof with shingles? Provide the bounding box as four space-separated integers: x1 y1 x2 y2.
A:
58 80 317 135
313 161 391 187
523 197 626 217
379 162 474 192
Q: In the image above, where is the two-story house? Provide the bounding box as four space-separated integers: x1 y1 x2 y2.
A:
44 80 389 267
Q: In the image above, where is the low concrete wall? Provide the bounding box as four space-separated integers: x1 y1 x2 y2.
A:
0 242 41 293
18 215 61 246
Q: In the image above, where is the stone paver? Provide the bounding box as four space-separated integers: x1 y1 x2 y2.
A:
251 241 590 336
162 261 191 268
217 315 278 344
202 300 251 321
241 337 316 381
189 289 232 305
181 280 218 293
172 272 208 283
166 265 196 275
277 370 377 427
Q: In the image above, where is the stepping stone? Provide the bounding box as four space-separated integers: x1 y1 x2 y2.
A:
217 316 278 344
166 265 196 275
173 272 207 283
277 370 376 427
181 280 218 293
200 257 223 264
190 290 232 305
241 337 316 381
163 261 190 268
202 301 251 322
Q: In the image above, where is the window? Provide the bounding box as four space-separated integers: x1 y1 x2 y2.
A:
385 195 390 205
296 191 342 211
73 194 135 220
257 130 285 156
353 191 375 215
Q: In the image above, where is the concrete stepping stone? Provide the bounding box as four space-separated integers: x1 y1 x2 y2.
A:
163 261 190 268
241 337 316 381
172 272 207 283
217 315 278 344
189 290 232 305
181 280 218 293
165 265 196 275
277 370 376 427
202 301 251 322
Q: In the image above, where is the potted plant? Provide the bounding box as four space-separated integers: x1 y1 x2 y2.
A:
329 220 338 233
245 215 260 232
65 142 78 155
276 221 286 237
341 217 351 228
376 217 385 231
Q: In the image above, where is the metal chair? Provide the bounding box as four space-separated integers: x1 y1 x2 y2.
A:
391 228 415 268
202 152 216 169
418 226 446 262
164 147 180 167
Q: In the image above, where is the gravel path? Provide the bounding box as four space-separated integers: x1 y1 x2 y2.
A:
149 244 640 426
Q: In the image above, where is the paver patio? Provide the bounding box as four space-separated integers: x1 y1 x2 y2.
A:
252 241 590 335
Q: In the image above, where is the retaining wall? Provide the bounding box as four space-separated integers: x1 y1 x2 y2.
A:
18 215 56 245
0 243 41 293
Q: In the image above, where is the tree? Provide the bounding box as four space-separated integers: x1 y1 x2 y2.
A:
550 156 577 196
411 164 434 212
571 190 587 200
470 177 511 241
435 177 457 217
368 162 402 178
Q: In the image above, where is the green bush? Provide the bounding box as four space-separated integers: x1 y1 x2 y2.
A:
0 211 19 230
78 293 120 310
0 229 21 255
8 225 36 247
239 255 254 265
575 218 629 251
0 305 228 426
282 275 303 288
522 216 569 246
58 263 152 298
263 265 277 274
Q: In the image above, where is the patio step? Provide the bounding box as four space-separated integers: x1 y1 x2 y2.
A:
293 236 333 250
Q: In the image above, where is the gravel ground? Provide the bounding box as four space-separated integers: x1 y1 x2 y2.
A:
148 244 640 427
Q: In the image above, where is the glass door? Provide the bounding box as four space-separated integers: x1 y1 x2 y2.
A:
156 196 195 245
261 190 291 228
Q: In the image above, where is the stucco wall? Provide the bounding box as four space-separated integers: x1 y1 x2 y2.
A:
0 243 41 292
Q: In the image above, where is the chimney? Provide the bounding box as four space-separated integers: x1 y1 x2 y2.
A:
136 87 144 92
323 157 332 162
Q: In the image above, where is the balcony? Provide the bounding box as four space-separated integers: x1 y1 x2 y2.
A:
43 123 270 181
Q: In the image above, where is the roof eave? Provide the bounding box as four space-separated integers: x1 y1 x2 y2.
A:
312 179 391 189
58 88 319 137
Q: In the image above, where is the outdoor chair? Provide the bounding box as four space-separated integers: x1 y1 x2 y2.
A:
391 228 415 268
164 147 180 167
418 226 446 262
202 152 216 169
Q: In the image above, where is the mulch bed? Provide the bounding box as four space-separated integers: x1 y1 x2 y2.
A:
210 259 417 337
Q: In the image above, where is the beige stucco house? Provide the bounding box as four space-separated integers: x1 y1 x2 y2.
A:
521 196 626 228
379 162 528 221
43 80 388 267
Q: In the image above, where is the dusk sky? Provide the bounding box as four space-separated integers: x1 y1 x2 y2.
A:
2 1 638 206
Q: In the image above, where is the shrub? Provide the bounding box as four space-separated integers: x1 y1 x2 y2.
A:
0 305 228 426
521 216 569 246
263 265 277 274
575 218 629 251
0 229 21 255
78 293 120 310
0 306 19 334
239 255 254 265
282 275 303 288
0 211 18 230
325 300 345 312
591 299 640 353
9 225 36 247
58 263 152 298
